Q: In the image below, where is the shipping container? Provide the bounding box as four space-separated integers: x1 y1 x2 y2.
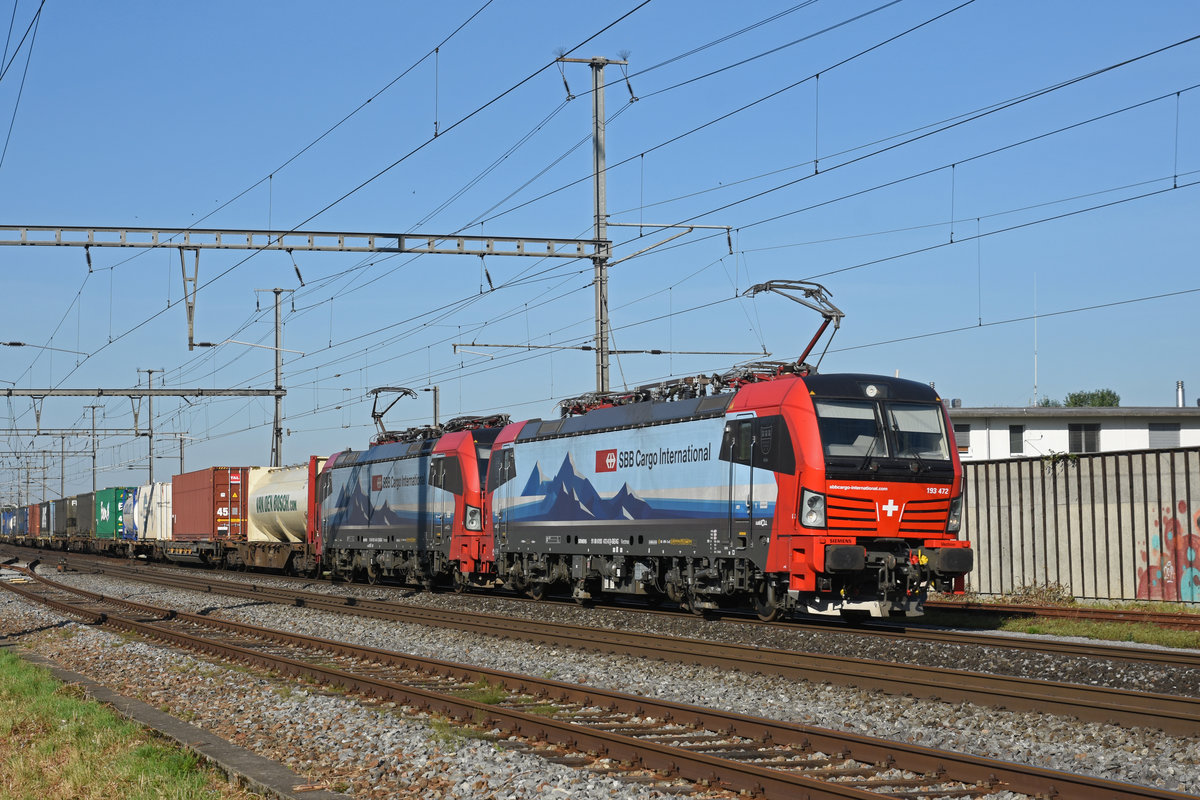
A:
38 501 52 539
172 467 252 542
122 482 173 541
247 459 325 542
16 505 28 537
27 503 40 538
1 506 15 539
94 488 133 540
52 498 70 538
71 493 94 538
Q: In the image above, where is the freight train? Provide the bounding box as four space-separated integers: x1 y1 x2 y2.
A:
0 365 973 620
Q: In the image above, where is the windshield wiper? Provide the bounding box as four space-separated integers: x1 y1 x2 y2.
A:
859 431 881 472
892 421 928 473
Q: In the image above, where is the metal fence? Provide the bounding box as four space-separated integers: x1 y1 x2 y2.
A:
962 447 1200 603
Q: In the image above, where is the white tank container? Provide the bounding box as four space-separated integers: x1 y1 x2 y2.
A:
247 463 311 542
123 482 173 541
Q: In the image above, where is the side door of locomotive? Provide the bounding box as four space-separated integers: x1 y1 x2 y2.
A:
428 457 452 547
723 414 756 549
488 446 517 549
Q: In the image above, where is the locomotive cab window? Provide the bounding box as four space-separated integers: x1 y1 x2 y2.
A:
487 448 517 492
472 428 503 487
429 456 464 494
719 415 795 473
814 400 886 459
886 403 950 461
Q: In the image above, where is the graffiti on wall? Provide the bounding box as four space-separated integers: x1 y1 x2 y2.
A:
1137 500 1200 602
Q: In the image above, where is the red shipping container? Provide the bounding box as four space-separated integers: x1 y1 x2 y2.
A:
27 503 40 536
171 467 251 542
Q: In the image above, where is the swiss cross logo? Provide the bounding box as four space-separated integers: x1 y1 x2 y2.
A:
372 475 383 491
595 449 618 473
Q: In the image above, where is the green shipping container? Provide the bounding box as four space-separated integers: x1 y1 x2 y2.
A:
94 487 132 539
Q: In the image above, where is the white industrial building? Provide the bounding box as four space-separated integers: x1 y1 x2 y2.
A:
947 406 1200 460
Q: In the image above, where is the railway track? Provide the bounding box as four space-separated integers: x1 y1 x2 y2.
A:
20 555 1200 737
16 546 1198 672
2 565 1194 800
925 598 1200 631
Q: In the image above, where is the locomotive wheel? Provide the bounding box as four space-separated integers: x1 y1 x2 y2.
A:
526 582 546 601
452 570 468 594
754 585 783 622
755 599 782 622
365 562 380 585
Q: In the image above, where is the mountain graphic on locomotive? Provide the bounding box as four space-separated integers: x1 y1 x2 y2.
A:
3 282 973 620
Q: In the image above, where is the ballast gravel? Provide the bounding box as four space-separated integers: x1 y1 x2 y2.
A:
5 566 1200 799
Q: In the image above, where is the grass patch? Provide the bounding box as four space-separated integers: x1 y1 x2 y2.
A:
994 617 1200 649
427 718 492 750
451 680 509 705
428 719 465 748
0 650 254 800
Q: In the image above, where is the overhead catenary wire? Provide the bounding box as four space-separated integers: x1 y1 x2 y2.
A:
0 0 39 173
208 0 1012 379
0 0 42 84
470 0 980 232
158 167 1200 444
29 1 656 398
61 0 1167 400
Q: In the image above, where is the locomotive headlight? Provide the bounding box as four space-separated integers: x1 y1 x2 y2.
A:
946 496 962 534
464 504 483 531
800 489 826 528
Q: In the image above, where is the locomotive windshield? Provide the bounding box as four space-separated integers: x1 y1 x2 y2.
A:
814 399 950 466
885 402 950 460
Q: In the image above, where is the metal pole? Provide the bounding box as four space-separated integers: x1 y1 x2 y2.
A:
87 405 100 493
149 378 154 483
591 58 611 393
138 369 161 483
179 435 185 476
432 385 439 427
59 435 64 498
273 288 283 467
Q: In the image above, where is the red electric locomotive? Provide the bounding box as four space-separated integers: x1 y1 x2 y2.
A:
475 364 970 620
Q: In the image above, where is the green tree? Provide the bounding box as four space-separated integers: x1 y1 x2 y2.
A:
1064 388 1120 407
1036 395 1063 407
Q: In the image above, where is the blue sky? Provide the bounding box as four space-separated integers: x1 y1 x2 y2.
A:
0 0 1197 497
